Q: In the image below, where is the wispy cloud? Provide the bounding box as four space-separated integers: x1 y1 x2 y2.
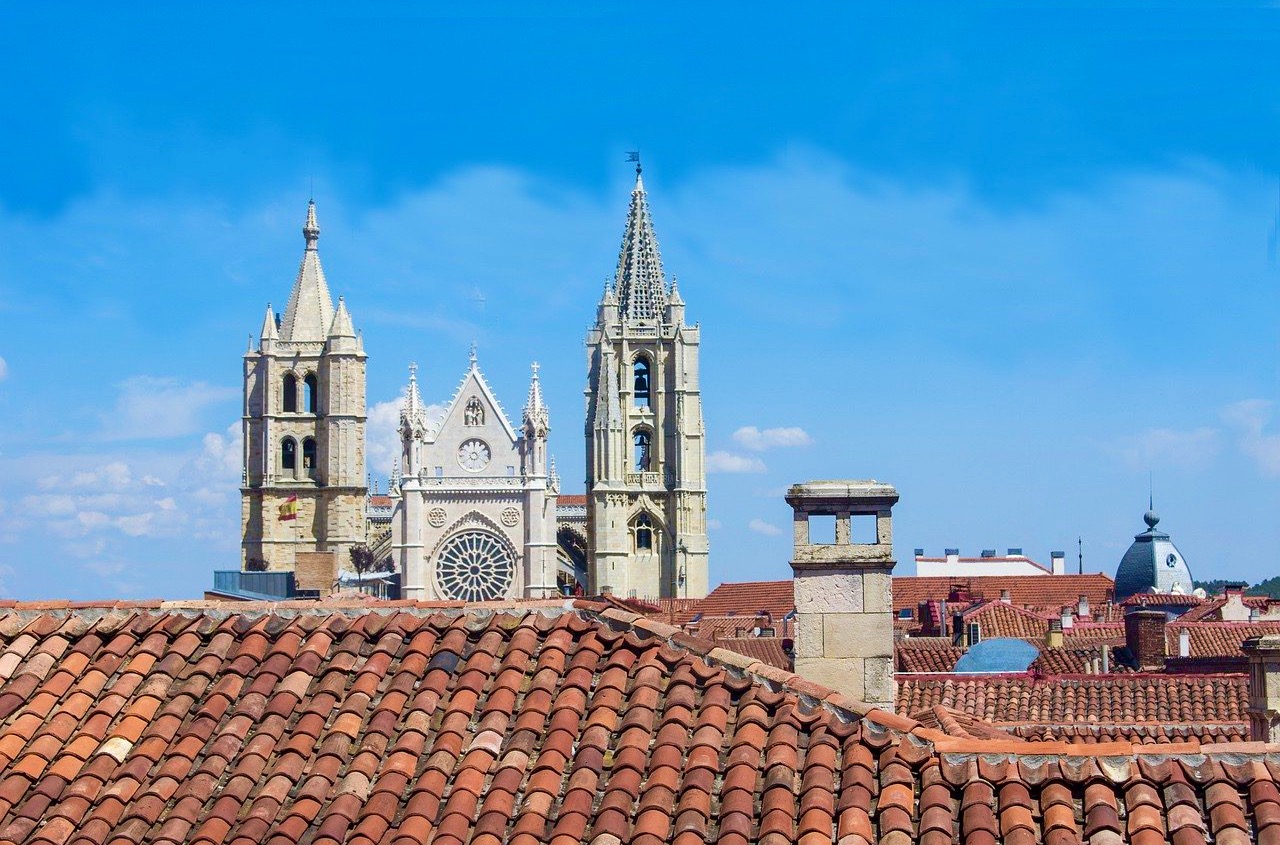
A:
748 518 781 536
731 426 813 451
1115 426 1220 471
99 377 237 441
1223 400 1280 476
707 451 767 474
0 356 8 381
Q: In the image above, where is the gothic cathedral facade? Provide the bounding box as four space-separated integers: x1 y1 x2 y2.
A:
241 202 368 570
391 355 559 601
585 169 710 599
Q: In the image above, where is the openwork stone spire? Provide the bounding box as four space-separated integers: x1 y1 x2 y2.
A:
523 361 549 432
400 362 429 433
614 172 668 322
280 200 336 342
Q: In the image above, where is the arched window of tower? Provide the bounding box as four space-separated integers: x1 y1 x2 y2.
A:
281 437 297 473
282 373 298 413
302 437 317 479
304 373 318 414
633 513 655 552
633 429 652 472
633 356 651 407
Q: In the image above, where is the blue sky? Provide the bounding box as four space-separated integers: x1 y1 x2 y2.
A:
0 3 1277 598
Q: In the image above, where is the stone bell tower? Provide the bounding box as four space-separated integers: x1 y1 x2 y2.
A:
241 201 368 572
584 164 708 600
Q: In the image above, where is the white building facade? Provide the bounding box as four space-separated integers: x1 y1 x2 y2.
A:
391 355 559 601
584 168 709 600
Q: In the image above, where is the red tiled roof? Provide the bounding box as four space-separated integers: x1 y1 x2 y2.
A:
367 494 393 507
894 573 1116 614
714 637 791 670
895 638 965 673
0 599 1276 845
556 494 587 506
695 579 795 619
897 672 1248 729
1063 621 1126 642
1121 592 1206 607
961 601 1051 640
1168 620 1280 657
1030 642 1135 675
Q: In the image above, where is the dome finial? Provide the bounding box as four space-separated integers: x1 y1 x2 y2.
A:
1143 507 1160 529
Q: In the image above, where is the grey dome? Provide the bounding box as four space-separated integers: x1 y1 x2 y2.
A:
1114 508 1194 601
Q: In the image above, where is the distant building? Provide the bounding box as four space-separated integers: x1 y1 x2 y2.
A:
914 548 1067 577
1114 505 1194 601
391 355 558 601
240 201 367 573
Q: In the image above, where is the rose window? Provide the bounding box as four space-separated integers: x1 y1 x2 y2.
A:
434 531 515 601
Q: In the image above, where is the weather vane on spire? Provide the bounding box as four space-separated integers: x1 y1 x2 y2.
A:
626 150 641 175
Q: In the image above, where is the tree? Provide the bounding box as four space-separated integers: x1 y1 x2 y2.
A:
349 544 376 577
375 556 396 574
244 557 267 572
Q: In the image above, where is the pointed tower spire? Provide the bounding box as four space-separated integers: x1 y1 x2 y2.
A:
614 169 667 322
260 303 278 342
280 200 336 342
523 361 550 433
328 296 355 337
400 362 429 434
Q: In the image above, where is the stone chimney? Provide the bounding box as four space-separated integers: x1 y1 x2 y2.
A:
1222 583 1250 622
1178 627 1191 658
787 480 899 710
1046 618 1064 649
1124 606 1167 670
1077 594 1091 621
1243 634 1280 742
1050 551 1066 575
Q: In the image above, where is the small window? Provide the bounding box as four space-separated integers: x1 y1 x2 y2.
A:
633 429 652 472
507 466 515 477
898 608 914 620
304 373 318 414
809 514 837 544
282 373 297 413
635 514 653 551
302 437 317 477
281 438 297 471
434 466 444 478
633 357 651 408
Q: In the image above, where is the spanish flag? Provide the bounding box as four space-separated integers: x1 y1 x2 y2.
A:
277 494 298 521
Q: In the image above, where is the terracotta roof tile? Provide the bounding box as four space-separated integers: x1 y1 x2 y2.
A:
0 598 1268 845
895 638 966 673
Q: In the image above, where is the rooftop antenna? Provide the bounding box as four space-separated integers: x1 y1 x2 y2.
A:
309 175 314 203
626 150 641 175
1077 535 1084 575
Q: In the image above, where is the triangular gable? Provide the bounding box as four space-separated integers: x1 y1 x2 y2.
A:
426 363 519 445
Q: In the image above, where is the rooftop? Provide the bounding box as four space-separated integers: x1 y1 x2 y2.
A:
1 598 1278 844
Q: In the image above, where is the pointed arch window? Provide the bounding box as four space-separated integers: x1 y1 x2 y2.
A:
302 437 317 478
281 437 297 473
633 429 652 472
282 373 298 413
633 357 651 408
304 373 318 414
634 514 654 551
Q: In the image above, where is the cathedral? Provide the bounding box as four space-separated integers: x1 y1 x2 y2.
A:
389 355 559 601
238 168 709 599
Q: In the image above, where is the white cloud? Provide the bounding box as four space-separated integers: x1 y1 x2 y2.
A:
100 377 237 441
1116 426 1220 471
0 356 8 381
731 426 813 451
707 451 767 474
748 518 781 536
1223 400 1280 476
706 518 722 530
366 393 446 478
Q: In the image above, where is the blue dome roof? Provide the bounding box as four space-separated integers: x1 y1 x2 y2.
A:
1114 508 1194 601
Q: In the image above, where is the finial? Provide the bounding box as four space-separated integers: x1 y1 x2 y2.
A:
531 361 540 377
408 361 417 380
1144 508 1160 530
469 341 478 368
627 150 641 176
303 199 320 249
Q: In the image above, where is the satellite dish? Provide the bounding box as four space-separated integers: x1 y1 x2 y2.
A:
954 638 1040 673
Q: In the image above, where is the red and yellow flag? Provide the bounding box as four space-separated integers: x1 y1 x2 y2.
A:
277 494 298 521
